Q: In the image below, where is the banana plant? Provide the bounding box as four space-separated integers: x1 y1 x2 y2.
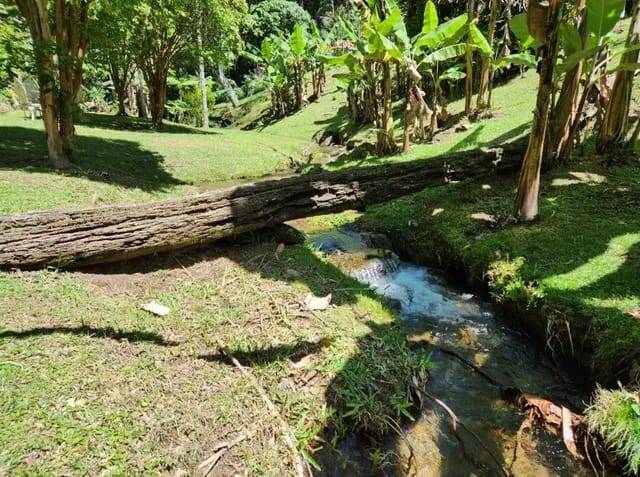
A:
324 0 492 154
289 23 307 110
245 22 324 117
307 22 332 99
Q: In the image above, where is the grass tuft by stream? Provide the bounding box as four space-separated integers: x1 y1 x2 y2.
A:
587 387 640 474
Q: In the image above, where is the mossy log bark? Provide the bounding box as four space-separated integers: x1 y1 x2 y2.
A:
0 141 526 269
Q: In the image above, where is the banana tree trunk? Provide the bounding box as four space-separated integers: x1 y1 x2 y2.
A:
596 0 640 153
377 62 398 155
477 0 498 110
465 0 476 115
548 0 587 161
515 0 561 222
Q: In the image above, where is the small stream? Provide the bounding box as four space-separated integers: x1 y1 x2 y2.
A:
307 225 604 477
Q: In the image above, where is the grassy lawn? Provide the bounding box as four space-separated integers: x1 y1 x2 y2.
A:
1 73 537 215
0 224 429 475
0 112 314 213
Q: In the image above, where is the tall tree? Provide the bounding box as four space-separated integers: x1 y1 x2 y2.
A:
89 0 136 116
14 0 90 168
132 0 246 129
596 0 640 152
196 1 209 129
514 0 561 221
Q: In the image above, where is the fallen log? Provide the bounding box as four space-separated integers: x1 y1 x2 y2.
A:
0 140 526 269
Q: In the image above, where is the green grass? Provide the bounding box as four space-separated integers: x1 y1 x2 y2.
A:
587 387 640 473
0 230 429 475
0 111 313 213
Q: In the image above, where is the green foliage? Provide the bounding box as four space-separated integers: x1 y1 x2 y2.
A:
130 0 247 67
247 19 328 116
244 0 312 46
586 0 626 39
327 330 430 435
0 2 33 89
166 76 215 125
587 387 640 474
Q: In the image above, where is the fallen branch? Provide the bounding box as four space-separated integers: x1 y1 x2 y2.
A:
421 389 510 477
197 430 256 476
0 140 527 269
215 339 308 477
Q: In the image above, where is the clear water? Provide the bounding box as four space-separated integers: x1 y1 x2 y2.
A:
309 226 605 477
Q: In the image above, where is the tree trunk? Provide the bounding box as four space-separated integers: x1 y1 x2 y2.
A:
58 92 75 157
596 0 640 153
377 62 398 155
110 60 131 116
477 0 498 109
147 69 167 129
403 76 414 153
0 140 527 270
294 62 304 111
55 0 89 158
134 69 149 119
364 61 378 125
548 0 587 161
196 25 209 129
15 0 71 168
515 0 561 222
217 64 239 108
465 0 476 115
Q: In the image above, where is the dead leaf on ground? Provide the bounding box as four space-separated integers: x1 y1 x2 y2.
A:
291 354 315 369
625 308 640 319
304 293 332 311
141 301 170 317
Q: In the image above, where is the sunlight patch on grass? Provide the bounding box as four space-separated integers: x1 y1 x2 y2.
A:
543 233 640 291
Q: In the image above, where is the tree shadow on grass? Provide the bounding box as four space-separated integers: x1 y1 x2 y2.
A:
73 225 589 476
76 113 220 135
0 325 177 346
0 125 186 192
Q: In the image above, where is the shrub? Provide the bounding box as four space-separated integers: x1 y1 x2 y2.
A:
244 0 312 46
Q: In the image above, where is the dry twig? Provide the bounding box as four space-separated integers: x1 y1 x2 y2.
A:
216 339 308 477
198 430 256 476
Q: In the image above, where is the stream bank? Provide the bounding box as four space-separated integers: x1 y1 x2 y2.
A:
292 218 605 476
354 154 640 473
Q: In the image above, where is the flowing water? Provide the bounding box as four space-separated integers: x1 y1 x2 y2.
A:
307 225 605 477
